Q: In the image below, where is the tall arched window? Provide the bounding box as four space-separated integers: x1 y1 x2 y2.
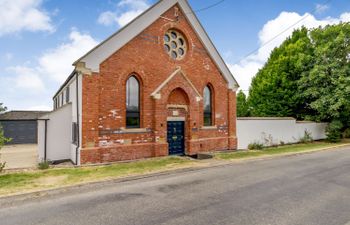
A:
126 76 140 128
203 85 213 126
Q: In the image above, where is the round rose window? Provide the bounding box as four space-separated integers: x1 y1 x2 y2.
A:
164 30 187 60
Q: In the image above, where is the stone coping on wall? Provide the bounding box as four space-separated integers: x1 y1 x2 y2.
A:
296 121 327 124
237 117 328 124
237 117 296 120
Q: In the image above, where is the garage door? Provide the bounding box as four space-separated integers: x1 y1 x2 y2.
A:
0 120 37 144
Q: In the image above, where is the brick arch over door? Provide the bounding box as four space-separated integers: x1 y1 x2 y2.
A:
167 87 190 106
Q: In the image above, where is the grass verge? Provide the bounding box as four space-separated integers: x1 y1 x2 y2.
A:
215 141 347 160
0 140 348 197
0 156 194 196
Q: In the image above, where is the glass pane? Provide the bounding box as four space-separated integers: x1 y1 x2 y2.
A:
203 86 211 112
178 38 184 46
171 41 177 49
171 31 177 39
164 44 170 52
171 51 177 59
126 116 140 128
178 48 184 56
204 114 212 126
164 34 170 42
126 76 139 111
203 86 212 126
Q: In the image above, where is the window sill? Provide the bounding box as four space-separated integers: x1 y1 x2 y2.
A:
120 128 149 133
201 125 217 130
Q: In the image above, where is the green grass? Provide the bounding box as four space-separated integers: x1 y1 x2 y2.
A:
0 140 348 197
0 156 193 196
216 141 346 160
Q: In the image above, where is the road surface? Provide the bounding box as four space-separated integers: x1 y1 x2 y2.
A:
1 147 350 225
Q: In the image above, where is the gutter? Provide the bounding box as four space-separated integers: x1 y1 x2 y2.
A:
44 119 48 161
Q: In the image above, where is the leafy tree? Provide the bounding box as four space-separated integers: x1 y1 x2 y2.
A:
236 90 250 117
248 27 315 119
0 103 6 113
0 102 7 146
299 23 350 124
0 103 8 172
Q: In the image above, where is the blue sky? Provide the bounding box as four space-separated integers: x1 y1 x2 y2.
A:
0 0 349 111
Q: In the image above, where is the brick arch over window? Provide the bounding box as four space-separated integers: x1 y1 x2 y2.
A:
167 87 190 106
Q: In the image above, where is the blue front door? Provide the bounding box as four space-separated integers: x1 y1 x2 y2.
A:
167 121 185 155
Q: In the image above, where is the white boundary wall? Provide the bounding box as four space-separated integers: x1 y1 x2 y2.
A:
237 117 327 149
38 104 72 161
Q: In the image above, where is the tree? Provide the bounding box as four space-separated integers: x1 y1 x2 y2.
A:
247 27 315 119
299 23 350 125
236 90 250 117
0 103 6 113
0 103 8 172
0 102 7 146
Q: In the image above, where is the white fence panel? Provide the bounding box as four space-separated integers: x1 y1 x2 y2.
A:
38 104 72 161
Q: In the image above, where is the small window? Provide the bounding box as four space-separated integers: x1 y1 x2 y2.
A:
203 85 213 126
61 93 64 106
72 122 78 144
66 87 70 103
126 76 140 128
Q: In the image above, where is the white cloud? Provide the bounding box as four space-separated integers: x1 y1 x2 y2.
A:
315 4 329 14
0 0 54 36
0 30 98 110
229 11 350 92
6 66 45 91
340 12 350 21
38 29 98 82
6 30 98 86
3 53 13 61
97 0 150 27
98 11 118 26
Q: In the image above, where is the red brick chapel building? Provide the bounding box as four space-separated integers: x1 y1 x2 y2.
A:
43 0 239 165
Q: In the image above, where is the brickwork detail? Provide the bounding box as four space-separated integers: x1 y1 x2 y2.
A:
80 5 237 164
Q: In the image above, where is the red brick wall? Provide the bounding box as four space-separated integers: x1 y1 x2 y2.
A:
168 88 189 105
80 4 237 164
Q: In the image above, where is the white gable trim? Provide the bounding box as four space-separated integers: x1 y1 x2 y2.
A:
74 0 239 89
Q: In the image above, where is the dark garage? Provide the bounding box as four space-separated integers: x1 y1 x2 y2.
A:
0 111 49 145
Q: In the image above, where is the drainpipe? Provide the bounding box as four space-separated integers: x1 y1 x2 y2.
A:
75 72 80 166
44 119 48 161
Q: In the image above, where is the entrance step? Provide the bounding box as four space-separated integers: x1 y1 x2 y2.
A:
189 153 213 160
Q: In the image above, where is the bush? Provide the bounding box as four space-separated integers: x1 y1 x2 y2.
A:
342 128 350 138
0 125 11 173
299 130 313 143
248 142 264 150
0 162 5 173
38 160 50 170
262 132 274 146
326 120 343 143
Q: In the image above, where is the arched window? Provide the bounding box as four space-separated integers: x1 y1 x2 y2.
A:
203 85 213 126
126 76 140 128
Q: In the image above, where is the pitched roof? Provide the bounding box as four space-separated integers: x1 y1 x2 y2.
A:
73 0 239 90
0 111 50 120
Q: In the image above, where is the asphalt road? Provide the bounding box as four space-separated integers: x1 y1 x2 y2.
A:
1 147 350 225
